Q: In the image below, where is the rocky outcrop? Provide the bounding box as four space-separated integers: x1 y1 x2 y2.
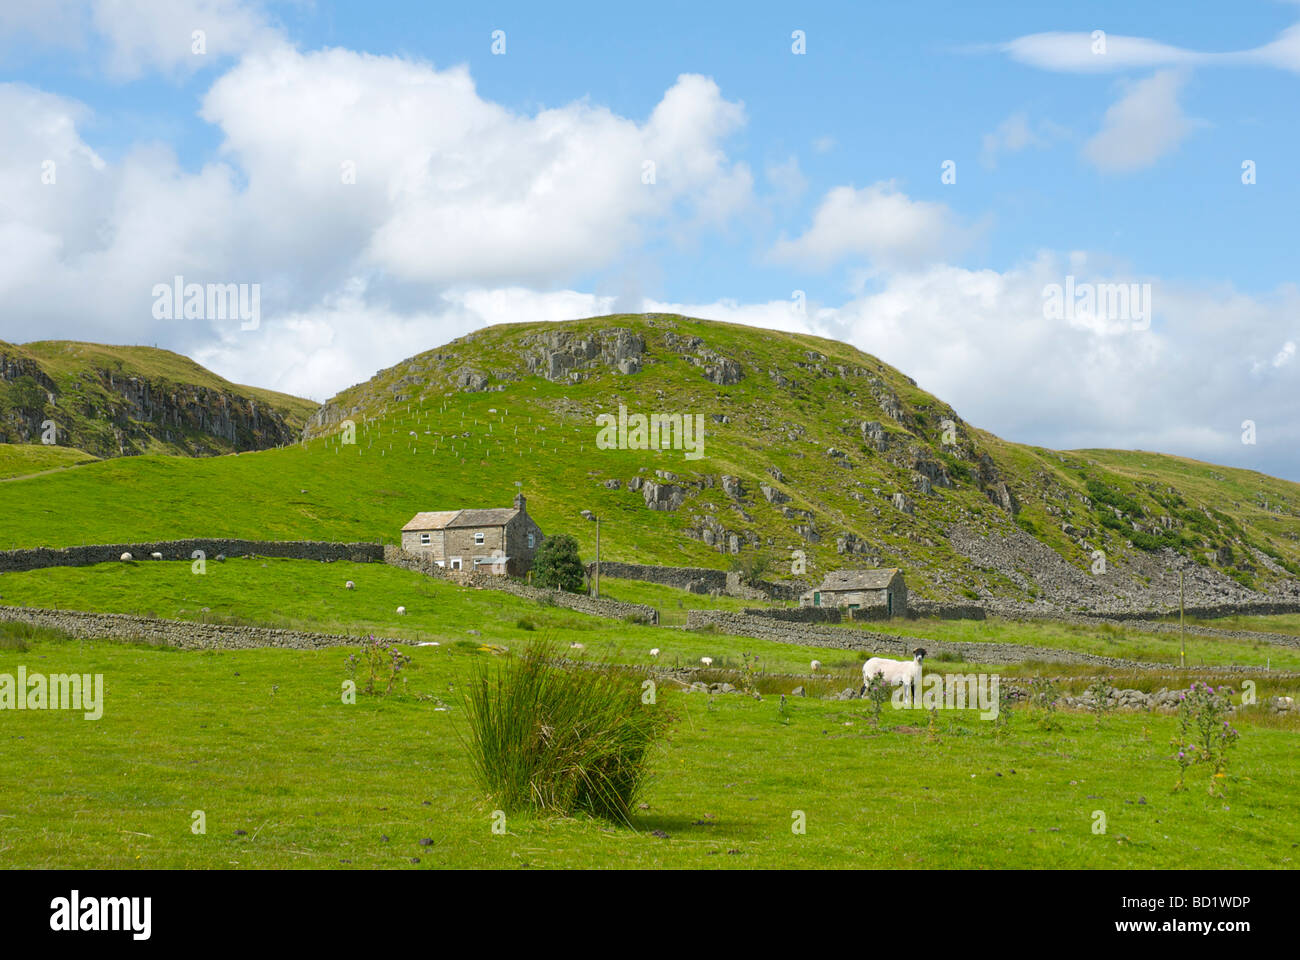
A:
0 345 303 457
522 327 645 383
643 480 686 511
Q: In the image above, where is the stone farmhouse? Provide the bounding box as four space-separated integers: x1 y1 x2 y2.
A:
800 568 907 617
401 493 544 578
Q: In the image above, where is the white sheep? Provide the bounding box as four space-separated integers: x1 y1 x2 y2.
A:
649 648 660 658
570 642 585 651
344 581 355 590
396 606 406 615
861 648 926 705
810 660 821 672
120 552 133 562
150 552 163 560
700 656 713 667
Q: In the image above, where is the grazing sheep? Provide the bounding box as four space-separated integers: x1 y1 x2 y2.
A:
344 581 355 590
700 656 713 667
861 648 926 705
150 552 163 560
396 606 406 615
569 642 585 651
810 660 821 672
120 552 133 562
649 648 660 657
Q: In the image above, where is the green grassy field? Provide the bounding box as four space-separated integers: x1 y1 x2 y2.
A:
0 558 884 678
10 558 1300 677
845 616 1300 672
2 625 1296 869
1168 613 1300 637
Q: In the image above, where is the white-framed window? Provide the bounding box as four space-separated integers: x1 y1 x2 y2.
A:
420 532 431 545
474 531 485 545
450 557 462 570
527 532 535 549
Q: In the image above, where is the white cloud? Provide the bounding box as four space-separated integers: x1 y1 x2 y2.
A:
1083 71 1199 172
0 0 283 78
199 52 751 287
94 0 282 78
765 156 807 201
769 182 972 271
980 111 1072 168
0 57 752 367
999 31 1206 74
996 22 1300 76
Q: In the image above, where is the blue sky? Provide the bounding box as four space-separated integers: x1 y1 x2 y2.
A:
2 1 1298 478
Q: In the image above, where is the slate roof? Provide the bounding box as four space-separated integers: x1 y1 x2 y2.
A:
817 568 902 591
448 508 520 528
402 507 520 531
401 511 463 532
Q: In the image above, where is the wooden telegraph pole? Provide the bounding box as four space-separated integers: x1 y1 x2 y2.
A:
594 516 601 599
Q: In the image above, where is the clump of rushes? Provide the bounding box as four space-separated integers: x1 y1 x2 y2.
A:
458 640 675 823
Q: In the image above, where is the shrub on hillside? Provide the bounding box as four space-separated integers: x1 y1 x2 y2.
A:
729 552 772 582
459 641 674 822
531 533 585 593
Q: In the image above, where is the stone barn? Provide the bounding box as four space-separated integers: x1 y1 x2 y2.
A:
401 493 544 577
800 568 907 617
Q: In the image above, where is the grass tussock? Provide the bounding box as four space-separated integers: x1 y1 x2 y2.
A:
0 620 80 649
459 640 675 823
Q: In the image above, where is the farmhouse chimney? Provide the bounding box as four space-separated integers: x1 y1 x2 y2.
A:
514 492 526 512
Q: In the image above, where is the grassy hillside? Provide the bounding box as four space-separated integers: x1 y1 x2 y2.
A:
0 339 317 458
0 442 98 480
1 314 1297 604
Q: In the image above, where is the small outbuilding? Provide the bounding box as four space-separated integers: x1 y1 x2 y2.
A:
800 568 907 617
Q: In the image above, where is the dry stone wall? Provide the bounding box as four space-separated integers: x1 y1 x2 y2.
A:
0 604 369 651
0 539 383 573
683 610 1274 672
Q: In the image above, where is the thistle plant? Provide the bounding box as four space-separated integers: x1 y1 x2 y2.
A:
1171 681 1241 795
1028 677 1061 731
345 634 412 696
1086 677 1114 727
865 672 891 726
